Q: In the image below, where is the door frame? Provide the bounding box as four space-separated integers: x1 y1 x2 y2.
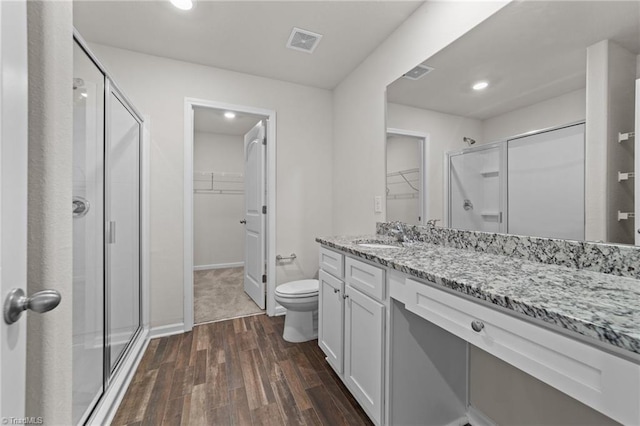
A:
0 0 28 418
386 128 429 225
183 98 277 331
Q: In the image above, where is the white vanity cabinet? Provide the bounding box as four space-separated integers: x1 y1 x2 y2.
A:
318 247 386 425
318 269 344 373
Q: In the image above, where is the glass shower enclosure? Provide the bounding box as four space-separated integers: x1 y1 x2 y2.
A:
73 34 142 424
447 142 506 233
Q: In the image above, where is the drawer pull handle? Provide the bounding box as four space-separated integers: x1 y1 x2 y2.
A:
333 288 340 294
471 320 484 332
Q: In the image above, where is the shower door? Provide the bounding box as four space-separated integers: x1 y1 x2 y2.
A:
106 86 141 372
72 41 105 425
448 143 505 233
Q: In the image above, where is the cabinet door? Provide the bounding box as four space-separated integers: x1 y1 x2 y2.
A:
319 270 344 374
344 285 385 425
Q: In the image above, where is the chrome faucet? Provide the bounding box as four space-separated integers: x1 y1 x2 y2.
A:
426 219 440 227
390 223 405 242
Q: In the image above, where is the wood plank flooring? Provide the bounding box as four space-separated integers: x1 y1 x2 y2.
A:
112 315 373 426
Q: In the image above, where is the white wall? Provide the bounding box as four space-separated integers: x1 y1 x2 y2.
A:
606 41 636 244
193 132 245 268
90 44 333 327
586 40 637 244
482 88 586 143
332 1 509 235
387 102 483 223
26 1 73 423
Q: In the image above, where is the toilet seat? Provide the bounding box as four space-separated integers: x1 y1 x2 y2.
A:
275 279 319 298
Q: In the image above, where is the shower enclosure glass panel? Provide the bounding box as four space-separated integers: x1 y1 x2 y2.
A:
507 123 585 240
72 42 105 425
73 34 143 424
449 145 503 232
107 91 141 371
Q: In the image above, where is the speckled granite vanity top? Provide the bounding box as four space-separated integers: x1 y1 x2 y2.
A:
316 232 640 357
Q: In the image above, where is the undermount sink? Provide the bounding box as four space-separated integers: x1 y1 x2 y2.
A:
356 242 400 249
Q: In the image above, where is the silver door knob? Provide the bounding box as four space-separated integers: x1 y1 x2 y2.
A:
4 288 61 325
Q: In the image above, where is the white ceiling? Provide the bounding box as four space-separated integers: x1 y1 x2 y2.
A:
193 107 264 135
387 1 640 120
73 0 423 90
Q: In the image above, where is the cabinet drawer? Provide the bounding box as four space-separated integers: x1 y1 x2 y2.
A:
319 246 344 279
404 278 640 426
345 257 385 301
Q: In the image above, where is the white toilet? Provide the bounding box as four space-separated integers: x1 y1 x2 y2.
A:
274 279 319 343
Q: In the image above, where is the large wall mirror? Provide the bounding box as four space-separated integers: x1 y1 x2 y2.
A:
386 0 640 245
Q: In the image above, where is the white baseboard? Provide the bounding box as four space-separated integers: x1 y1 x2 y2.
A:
467 405 497 426
87 327 149 425
150 322 186 338
194 262 244 271
274 305 286 316
443 416 471 426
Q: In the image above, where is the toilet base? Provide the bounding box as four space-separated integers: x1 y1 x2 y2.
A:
282 309 318 343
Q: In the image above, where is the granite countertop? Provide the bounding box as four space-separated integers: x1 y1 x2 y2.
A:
316 234 640 357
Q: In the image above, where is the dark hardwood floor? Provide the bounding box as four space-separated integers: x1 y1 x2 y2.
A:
112 314 373 425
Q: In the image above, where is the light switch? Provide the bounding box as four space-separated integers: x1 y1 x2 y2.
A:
374 196 383 213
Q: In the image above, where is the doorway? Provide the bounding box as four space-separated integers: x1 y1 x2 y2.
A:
184 99 277 331
386 128 429 225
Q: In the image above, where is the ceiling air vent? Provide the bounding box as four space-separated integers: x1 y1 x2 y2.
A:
402 64 434 80
286 27 323 54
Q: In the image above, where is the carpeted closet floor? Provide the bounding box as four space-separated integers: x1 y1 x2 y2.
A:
194 267 264 324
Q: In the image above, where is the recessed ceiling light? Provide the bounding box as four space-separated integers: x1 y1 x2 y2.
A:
170 0 193 11
224 111 236 119
472 81 489 91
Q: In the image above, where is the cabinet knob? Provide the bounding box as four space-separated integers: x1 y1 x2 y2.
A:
333 288 340 294
471 320 484 332
343 294 349 300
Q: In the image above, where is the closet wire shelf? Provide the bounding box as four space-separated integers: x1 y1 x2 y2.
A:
194 171 244 195
387 168 419 200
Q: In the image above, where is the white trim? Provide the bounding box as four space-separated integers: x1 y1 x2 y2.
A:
386 128 430 225
184 97 277 333
142 117 151 329
149 322 185 339
442 416 472 426
194 261 244 271
274 304 286 316
467 405 497 426
87 328 149 426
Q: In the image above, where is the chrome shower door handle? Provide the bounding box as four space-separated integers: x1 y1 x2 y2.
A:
107 221 116 244
4 288 62 324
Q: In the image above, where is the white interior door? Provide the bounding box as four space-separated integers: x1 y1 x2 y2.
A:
243 121 266 309
0 0 28 417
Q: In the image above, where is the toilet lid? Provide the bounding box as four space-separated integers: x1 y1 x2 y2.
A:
275 279 319 297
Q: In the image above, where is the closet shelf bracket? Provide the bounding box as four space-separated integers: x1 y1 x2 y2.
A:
618 171 636 182
618 131 635 142
617 211 635 221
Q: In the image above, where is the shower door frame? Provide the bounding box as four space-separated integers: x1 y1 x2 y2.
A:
73 29 149 425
